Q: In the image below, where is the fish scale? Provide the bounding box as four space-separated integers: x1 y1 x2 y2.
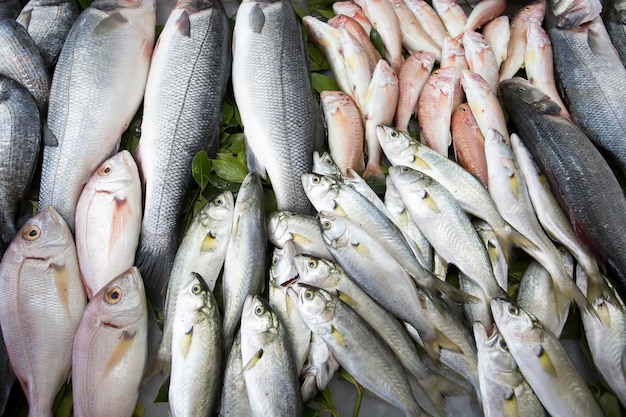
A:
232 0 323 215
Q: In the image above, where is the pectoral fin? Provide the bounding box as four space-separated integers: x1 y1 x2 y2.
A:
93 12 129 35
242 349 263 372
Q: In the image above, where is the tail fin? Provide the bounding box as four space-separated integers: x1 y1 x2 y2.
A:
143 341 171 381
492 222 539 264
135 233 177 312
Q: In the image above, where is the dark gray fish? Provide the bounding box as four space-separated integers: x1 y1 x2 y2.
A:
0 0 21 19
0 75 41 250
0 18 49 113
16 0 79 69
135 0 231 309
546 2 626 173
604 0 626 67
232 0 324 215
500 77 626 304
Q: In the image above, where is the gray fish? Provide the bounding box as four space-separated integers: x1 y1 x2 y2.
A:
0 76 40 250
16 0 78 69
546 3 626 173
0 17 49 113
231 0 324 215
135 0 230 309
499 77 626 306
604 0 626 67
39 0 155 230
0 0 21 18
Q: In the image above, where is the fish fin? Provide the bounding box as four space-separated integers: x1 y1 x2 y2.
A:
502 389 518 417
332 200 347 217
42 122 58 147
493 222 538 264
142 343 172 381
420 190 441 214
508 171 519 200
428 279 479 304
555 277 601 324
411 155 432 170
101 330 136 381
331 326 348 348
52 263 70 317
423 329 464 361
362 163 385 185
17 9 32 29
350 241 370 259
245 142 267 180
201 229 218 251
93 12 129 35
291 233 313 248
108 197 132 255
180 326 193 359
242 349 263 372
534 344 557 378
336 290 359 308
135 236 177 311
249 3 265 34
176 10 191 37
421 371 468 415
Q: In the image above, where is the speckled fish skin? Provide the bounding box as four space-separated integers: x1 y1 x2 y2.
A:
0 76 40 251
16 0 78 69
267 210 333 260
491 298 604 417
395 50 436 132
39 0 155 231
72 267 147 417
240 295 304 417
144 191 233 379
232 0 323 215
0 207 86 417
473 322 545 417
604 0 626 67
0 18 50 113
169 273 222 417
75 150 142 299
546 9 626 174
135 0 230 310
451 103 487 187
290 284 425 417
482 15 509 70
576 266 626 407
500 77 626 307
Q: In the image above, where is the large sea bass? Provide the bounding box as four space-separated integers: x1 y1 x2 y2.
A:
135 0 231 309
38 0 155 230
232 0 324 215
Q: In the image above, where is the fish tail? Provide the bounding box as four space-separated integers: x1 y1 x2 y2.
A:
135 233 177 312
555 277 600 324
493 222 539 264
419 372 467 417
361 162 385 186
428 279 479 305
423 329 464 362
142 342 172 381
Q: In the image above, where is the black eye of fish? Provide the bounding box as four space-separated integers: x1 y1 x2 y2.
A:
499 339 508 350
23 225 41 241
312 176 320 184
508 305 519 315
191 284 202 295
105 286 123 305
308 259 317 268
254 305 265 316
304 290 314 301
322 221 331 230
215 198 223 206
390 130 398 138
100 164 112 175
517 87 526 93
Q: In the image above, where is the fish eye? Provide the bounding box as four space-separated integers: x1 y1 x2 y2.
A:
105 286 123 304
508 305 519 315
390 130 398 138
516 87 526 93
22 225 41 241
308 259 317 268
215 197 223 206
303 290 314 301
312 175 321 184
499 339 508 350
321 220 331 230
99 164 113 176
191 284 202 295
254 304 265 316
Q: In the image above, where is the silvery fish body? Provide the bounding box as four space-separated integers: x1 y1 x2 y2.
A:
72 267 148 417
0 76 40 250
0 207 86 417
0 17 49 113
218 332 252 417
39 0 155 230
232 0 323 215
16 0 79 69
75 150 142 299
169 273 222 417
266 210 332 260
135 0 230 309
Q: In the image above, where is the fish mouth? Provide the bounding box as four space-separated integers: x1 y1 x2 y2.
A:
485 323 500 345
281 276 299 287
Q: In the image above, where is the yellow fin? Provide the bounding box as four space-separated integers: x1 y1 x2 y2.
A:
101 330 136 381
535 345 557 378
508 172 519 200
502 390 518 417
109 197 132 255
351 241 370 259
337 291 359 308
331 326 348 348
292 233 313 247
286 292 295 315
423 329 463 361
242 349 263 373
332 201 347 218
52 264 70 316
411 155 431 170
201 230 218 252
180 326 193 359
422 191 440 214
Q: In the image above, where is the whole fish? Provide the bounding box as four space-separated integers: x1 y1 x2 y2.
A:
232 0 323 215
491 298 604 417
500 77 626 304
221 173 266 356
267 210 333 260
0 76 40 250
75 150 142 299
0 17 49 113
417 67 457 156
395 50 436 132
16 0 79 69
499 1 545 81
404 0 447 48
240 295 304 417
144 191 234 379
72 267 147 417
576 266 626 407
473 322 545 417
546 6 626 173
463 0 505 32
339 28 371 109
604 0 626 67
353 0 403 71
451 102 487 187
0 207 86 417
169 272 222 417
218 332 252 417
482 15 509 70
39 0 155 230
290 284 425 417
463 30 498 95
135 0 230 309
461 70 508 143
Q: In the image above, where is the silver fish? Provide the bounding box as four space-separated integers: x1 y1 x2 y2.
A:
0 75 40 250
0 207 86 417
232 0 323 215
169 272 222 417
267 210 332 260
218 331 252 417
39 0 155 229
72 267 147 417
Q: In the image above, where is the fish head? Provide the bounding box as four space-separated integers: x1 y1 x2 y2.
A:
484 128 514 168
388 165 431 194
302 173 338 210
201 191 235 225
10 207 73 263
234 172 263 212
548 0 601 28
289 283 335 326
473 322 519 374
266 210 295 247
490 298 543 345
269 243 298 287
88 150 139 194
242 295 281 340
462 30 490 53
94 266 147 328
91 0 156 13
461 70 490 97
179 272 213 313
293 255 340 289
317 211 348 246
312 151 341 178
499 77 563 116
376 125 415 164
174 0 223 14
